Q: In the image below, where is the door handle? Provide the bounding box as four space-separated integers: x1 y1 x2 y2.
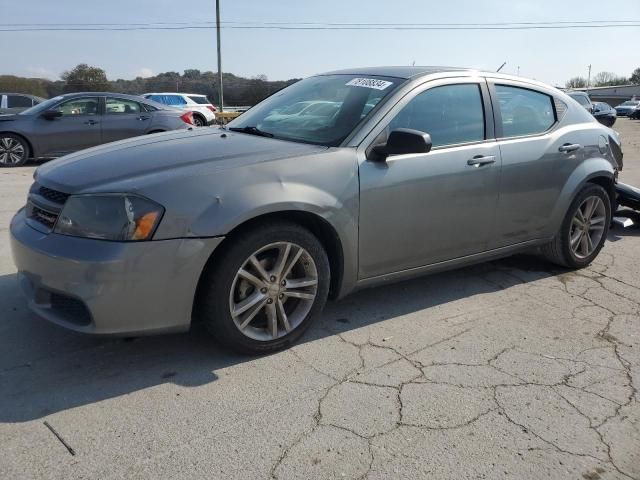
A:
467 155 496 167
558 143 581 153
137 116 149 121
84 119 99 125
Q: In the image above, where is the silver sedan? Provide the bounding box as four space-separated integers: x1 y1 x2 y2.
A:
10 67 623 353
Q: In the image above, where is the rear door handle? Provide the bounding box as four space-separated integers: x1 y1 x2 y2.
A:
467 155 496 167
558 143 581 153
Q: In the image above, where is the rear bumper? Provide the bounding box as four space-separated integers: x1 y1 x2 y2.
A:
10 208 224 335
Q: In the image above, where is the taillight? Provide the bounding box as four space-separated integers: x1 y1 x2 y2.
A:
206 105 217 113
180 112 194 125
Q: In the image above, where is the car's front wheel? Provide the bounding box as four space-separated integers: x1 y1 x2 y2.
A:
197 222 330 354
0 134 30 167
542 183 611 268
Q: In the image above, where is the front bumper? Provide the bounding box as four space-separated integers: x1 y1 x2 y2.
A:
10 208 224 335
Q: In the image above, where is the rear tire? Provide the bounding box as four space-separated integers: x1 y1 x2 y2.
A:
197 221 330 354
0 134 30 167
192 115 206 127
542 184 611 268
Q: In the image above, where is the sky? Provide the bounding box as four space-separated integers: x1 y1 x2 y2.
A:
0 0 638 87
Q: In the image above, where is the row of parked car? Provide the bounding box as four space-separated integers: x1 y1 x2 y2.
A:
0 91 219 167
566 91 640 127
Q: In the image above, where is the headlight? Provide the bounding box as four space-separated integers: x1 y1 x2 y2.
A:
54 194 164 241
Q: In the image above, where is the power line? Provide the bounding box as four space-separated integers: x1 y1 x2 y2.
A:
1 19 639 27
1 24 639 32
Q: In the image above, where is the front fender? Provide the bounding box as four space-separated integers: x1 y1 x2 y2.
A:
545 156 614 236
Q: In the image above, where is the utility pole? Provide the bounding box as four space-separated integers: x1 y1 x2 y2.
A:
517 66 520 76
216 0 224 112
587 64 592 94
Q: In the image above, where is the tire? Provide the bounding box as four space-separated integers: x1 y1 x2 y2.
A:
542 183 611 269
192 114 205 127
0 133 30 167
197 221 330 354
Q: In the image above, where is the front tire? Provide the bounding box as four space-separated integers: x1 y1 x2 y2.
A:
197 222 330 354
542 184 611 268
0 134 30 167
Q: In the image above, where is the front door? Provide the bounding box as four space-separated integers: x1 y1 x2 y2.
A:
37 96 102 156
358 80 501 279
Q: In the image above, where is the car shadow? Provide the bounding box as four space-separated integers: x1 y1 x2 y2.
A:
0 255 563 423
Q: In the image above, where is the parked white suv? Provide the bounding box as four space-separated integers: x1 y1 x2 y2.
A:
142 93 217 126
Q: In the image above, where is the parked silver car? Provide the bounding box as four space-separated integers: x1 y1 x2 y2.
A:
10 67 623 353
0 92 194 167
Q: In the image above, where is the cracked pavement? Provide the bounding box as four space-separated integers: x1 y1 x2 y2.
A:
1 119 639 479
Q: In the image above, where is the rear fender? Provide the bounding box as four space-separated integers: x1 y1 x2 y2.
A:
545 156 614 237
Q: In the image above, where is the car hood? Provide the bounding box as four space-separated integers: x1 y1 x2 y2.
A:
35 128 327 193
0 114 18 122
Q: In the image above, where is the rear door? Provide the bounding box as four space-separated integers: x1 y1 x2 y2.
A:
37 96 102 156
101 97 151 143
358 78 501 278
488 81 583 247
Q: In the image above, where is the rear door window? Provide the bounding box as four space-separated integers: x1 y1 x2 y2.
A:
496 85 555 137
106 98 142 114
389 84 486 148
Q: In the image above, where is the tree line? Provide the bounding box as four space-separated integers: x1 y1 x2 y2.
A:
0 64 301 106
2 63 639 103
565 67 640 89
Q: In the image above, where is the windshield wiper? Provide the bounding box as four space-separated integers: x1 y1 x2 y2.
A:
228 126 274 138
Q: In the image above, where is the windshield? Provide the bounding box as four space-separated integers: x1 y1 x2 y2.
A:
19 96 65 115
568 93 590 107
228 74 403 146
621 101 639 106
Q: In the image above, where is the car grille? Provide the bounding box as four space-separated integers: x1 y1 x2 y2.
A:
26 183 69 231
30 205 58 229
39 186 70 204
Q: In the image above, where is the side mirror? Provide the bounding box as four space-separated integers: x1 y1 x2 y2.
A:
41 110 63 120
372 128 432 161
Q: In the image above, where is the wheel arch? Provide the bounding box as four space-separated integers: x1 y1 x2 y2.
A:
194 210 345 313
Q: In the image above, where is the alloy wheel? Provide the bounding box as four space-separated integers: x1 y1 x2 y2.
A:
229 241 319 341
569 195 606 259
0 137 26 165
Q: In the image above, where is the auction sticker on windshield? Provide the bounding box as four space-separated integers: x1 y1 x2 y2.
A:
346 78 393 90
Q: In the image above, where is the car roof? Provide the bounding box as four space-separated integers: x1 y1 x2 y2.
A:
320 66 471 79
143 92 207 97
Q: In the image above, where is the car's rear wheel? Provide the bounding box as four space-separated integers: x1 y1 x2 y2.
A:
198 222 330 354
542 183 611 268
192 114 205 127
0 134 29 167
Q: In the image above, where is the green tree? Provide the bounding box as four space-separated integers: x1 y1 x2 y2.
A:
61 64 110 92
565 76 588 89
631 68 640 85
